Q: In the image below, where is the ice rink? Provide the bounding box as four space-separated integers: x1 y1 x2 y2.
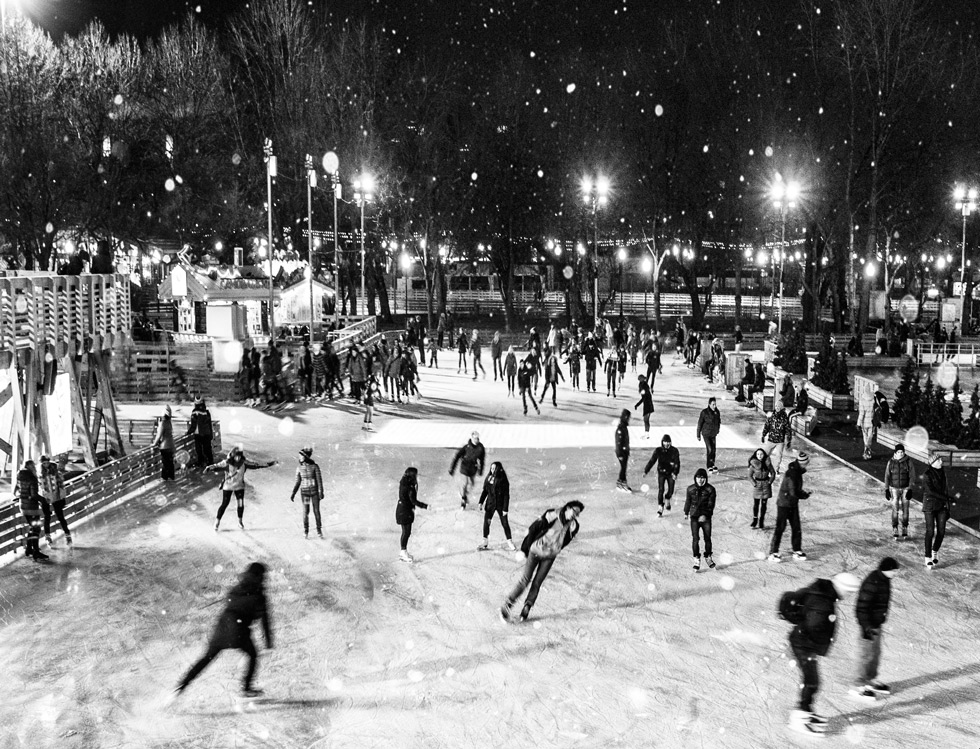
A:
1 357 978 748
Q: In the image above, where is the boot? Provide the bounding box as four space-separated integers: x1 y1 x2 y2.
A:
750 517 758 529
519 603 531 622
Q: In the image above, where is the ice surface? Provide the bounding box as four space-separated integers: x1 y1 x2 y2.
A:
0 363 977 747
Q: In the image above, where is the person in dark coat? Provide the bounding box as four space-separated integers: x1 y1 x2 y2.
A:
477 461 515 551
396 467 428 563
186 398 214 470
449 431 486 508
684 468 717 571
785 573 860 734
883 443 914 540
582 333 603 392
39 455 71 547
152 405 176 481
539 351 565 407
633 374 655 438
501 500 583 623
518 359 540 415
696 397 721 473
615 409 632 492
747 447 776 529
15 460 47 561
921 455 951 568
768 452 810 562
175 562 274 698
642 433 681 516
850 557 900 702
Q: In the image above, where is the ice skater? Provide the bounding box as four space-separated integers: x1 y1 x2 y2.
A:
362 375 380 430
39 455 71 547
684 468 716 571
604 349 619 397
781 572 860 735
500 500 583 623
456 328 468 373
566 342 582 390
761 406 791 474
186 398 214 470
175 562 273 698
15 460 47 562
615 409 632 492
583 333 602 392
207 444 276 532
747 447 776 529
449 431 486 508
152 405 176 481
518 358 540 415
396 466 428 563
504 345 518 396
849 557 899 703
696 397 721 473
921 454 951 568
290 446 325 538
768 452 810 562
470 328 486 380
883 443 914 540
539 349 564 407
642 434 680 516
633 374 654 438
477 461 516 551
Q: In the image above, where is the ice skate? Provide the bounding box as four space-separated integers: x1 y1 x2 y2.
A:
657 507 663 517
399 550 414 563
848 686 877 703
692 556 701 571
45 534 54 547
665 502 671 511
750 518 758 529
505 539 517 551
242 688 265 699
868 681 890 695
793 550 807 561
788 709 825 737
705 554 716 569
214 520 220 533
519 604 531 622
768 552 781 563
477 539 489 551
238 520 245 530
499 604 511 623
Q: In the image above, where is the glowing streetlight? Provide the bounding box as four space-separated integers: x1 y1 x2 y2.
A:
581 174 611 327
263 138 277 340
954 184 978 290
771 173 802 335
353 173 375 315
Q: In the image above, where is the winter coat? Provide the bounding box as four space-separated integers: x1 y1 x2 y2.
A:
348 353 367 383
643 445 680 476
312 351 327 377
921 466 950 513
644 349 660 372
615 419 630 457
521 508 580 559
395 475 428 524
856 390 876 429
211 454 267 492
543 357 564 384
635 381 654 415
291 458 324 499
884 455 914 490
153 417 175 451
790 578 841 656
748 455 776 501
211 568 273 649
795 388 809 414
504 352 518 375
15 468 41 515
39 462 64 503
450 441 486 477
518 367 534 390
604 358 618 378
855 570 891 635
696 407 721 439
566 349 581 374
582 340 602 368
775 460 809 508
490 337 502 359
762 410 790 444
478 467 510 514
386 352 403 379
457 336 468 354
470 335 482 357
684 476 716 519
186 408 213 438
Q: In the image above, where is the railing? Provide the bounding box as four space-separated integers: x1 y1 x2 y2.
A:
916 342 980 367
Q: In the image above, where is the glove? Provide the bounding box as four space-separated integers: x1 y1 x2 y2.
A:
698 515 707 523
290 495 295 503
684 514 690 520
448 470 454 476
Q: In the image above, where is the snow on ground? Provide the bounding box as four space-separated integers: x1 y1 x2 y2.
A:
1 354 979 748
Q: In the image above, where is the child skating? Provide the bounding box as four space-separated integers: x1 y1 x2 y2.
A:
396 467 428 562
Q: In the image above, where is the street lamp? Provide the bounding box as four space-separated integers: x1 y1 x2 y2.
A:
400 252 411 314
263 138 277 341
322 151 340 327
641 256 653 323
771 175 801 336
954 185 977 287
305 154 318 340
353 173 375 316
617 247 627 317
581 175 610 330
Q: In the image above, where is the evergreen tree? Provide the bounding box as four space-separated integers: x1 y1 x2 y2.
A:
832 352 851 395
932 385 948 443
963 384 980 449
772 325 808 375
892 357 917 429
811 334 835 390
948 378 964 447
919 373 935 436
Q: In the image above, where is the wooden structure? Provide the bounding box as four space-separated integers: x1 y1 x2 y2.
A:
0 273 132 477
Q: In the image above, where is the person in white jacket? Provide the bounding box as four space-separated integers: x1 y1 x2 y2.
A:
857 388 877 460
207 445 276 531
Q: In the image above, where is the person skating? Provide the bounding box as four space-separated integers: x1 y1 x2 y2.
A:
696 397 721 474
39 455 71 548
642 434 680 516
633 374 655 439
856 386 877 460
501 500 583 623
768 452 811 562
290 446 325 538
747 447 776 529
426 334 439 368
152 405 176 481
470 329 487 380
456 328 468 373
614 409 632 492
449 431 486 508
782 572 861 735
583 333 602 392
175 562 273 698
539 350 565 407
207 445 276 531
477 462 516 551
921 455 951 568
490 331 503 380
14 460 47 561
362 375 380 430
761 406 792 474
684 468 717 571
644 342 661 391
604 349 619 397
518 359 540 415
850 557 900 703
616 344 628 384
396 467 428 562
504 345 518 396
883 444 914 541
565 342 582 390
186 398 214 470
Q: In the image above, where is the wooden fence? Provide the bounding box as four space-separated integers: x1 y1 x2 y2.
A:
109 342 215 402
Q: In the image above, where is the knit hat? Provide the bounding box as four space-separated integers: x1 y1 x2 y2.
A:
795 451 810 469
299 445 313 458
878 557 900 572
662 434 672 444
893 443 905 453
832 572 861 597
694 468 708 481
194 396 204 406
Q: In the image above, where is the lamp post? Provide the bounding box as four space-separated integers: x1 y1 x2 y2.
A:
353 173 375 316
641 256 652 323
322 152 340 328
263 138 277 341
617 247 626 317
305 155 318 340
954 185 977 287
771 175 800 336
400 252 411 314
581 176 609 330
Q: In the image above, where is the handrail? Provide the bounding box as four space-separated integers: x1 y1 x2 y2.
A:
916 342 980 367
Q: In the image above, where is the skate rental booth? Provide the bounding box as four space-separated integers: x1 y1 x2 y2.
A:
0 272 210 560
